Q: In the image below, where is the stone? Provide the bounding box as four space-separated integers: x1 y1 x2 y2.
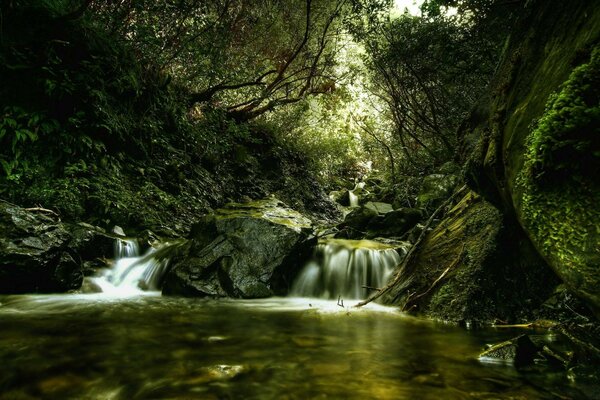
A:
112 226 126 237
364 202 393 215
479 335 538 366
0 201 82 293
462 1 600 315
366 208 423 239
68 223 116 273
162 198 314 298
383 191 557 324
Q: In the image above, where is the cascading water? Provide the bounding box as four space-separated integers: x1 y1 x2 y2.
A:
91 238 171 295
291 239 403 300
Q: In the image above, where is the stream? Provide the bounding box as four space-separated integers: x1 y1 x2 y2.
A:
0 238 593 399
0 294 587 399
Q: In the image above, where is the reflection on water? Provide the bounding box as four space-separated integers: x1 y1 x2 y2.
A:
0 295 588 399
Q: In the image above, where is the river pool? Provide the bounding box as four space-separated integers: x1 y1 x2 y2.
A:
0 295 591 399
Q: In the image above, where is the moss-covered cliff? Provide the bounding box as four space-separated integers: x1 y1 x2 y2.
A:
474 0 600 315
387 0 600 322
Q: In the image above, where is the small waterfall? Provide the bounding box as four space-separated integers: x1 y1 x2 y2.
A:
348 191 359 207
91 238 171 295
291 239 401 300
114 238 140 258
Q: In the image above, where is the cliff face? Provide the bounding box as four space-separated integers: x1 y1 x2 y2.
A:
471 0 600 316
388 0 600 323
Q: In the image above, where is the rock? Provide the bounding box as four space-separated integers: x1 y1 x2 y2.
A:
416 173 460 210
330 190 351 207
112 225 126 237
162 198 314 298
364 201 393 215
479 335 538 366
383 191 557 324
463 1 600 315
366 208 423 239
68 223 116 274
0 201 82 293
335 206 379 239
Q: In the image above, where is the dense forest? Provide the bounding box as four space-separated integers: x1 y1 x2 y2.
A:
0 0 599 398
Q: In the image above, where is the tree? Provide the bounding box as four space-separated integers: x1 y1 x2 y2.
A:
363 13 500 168
89 0 389 122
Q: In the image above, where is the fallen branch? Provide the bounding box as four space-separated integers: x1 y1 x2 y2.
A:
361 285 382 291
24 207 60 217
401 244 465 311
354 185 467 308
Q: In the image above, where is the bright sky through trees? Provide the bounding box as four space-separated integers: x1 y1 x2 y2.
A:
392 0 422 16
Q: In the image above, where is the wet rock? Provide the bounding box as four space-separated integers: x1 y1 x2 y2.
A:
335 206 378 239
364 202 393 215
163 198 314 298
330 190 351 207
0 201 82 293
479 335 538 365
79 277 103 293
366 208 423 239
480 333 578 369
384 191 557 324
68 223 115 274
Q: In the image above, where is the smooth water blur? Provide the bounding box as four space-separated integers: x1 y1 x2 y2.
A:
0 295 588 400
292 239 401 300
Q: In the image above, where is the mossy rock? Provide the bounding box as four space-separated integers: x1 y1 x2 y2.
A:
466 0 600 316
383 191 557 324
162 198 314 298
516 46 600 316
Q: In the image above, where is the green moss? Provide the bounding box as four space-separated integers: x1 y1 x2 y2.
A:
527 47 600 181
518 46 600 310
215 199 312 231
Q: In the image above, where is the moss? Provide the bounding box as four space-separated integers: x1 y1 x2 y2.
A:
215 199 312 231
517 46 600 312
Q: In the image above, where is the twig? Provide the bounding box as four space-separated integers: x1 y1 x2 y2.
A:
354 185 467 308
337 296 344 308
23 207 60 217
361 285 381 291
401 244 465 311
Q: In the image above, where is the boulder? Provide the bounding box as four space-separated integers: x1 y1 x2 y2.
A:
335 206 379 239
463 1 600 316
330 190 351 207
384 191 557 324
364 202 393 215
366 208 423 239
0 201 82 293
68 223 116 275
162 198 314 298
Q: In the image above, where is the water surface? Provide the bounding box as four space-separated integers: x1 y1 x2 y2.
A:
0 295 588 399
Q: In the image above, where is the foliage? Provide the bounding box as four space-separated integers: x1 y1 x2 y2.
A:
88 0 387 121
363 13 499 169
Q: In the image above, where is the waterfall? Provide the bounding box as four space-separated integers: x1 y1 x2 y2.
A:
291 239 402 300
348 191 359 207
90 238 170 295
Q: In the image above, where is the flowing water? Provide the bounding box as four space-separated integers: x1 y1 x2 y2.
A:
0 239 594 399
292 239 401 300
